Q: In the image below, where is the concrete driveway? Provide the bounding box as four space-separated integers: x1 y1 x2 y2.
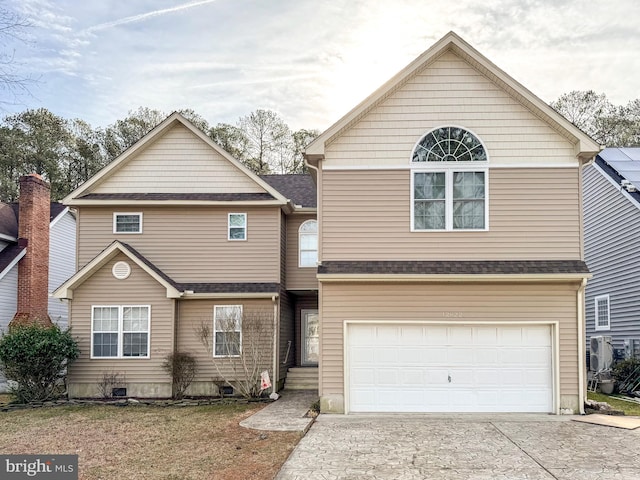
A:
276 414 640 479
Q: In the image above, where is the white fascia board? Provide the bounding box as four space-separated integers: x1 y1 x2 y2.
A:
64 199 287 207
49 207 70 229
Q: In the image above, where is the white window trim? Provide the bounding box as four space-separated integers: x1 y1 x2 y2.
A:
228 213 247 241
113 212 143 234
213 305 243 358
90 305 151 359
594 294 611 331
410 167 489 232
299 219 318 268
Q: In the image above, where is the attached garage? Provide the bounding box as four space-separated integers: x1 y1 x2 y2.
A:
347 323 555 413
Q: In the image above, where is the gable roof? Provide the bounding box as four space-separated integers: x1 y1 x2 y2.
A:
53 240 281 300
0 244 26 282
53 241 182 299
260 174 317 208
305 31 601 163
63 112 289 207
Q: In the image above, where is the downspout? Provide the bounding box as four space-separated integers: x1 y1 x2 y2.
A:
577 278 587 414
272 295 279 395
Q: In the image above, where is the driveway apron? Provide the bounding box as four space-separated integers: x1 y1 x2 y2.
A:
276 414 640 480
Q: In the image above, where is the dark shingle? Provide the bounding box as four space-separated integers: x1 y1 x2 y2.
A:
78 193 275 201
0 244 25 273
318 260 590 275
178 282 280 294
260 174 317 208
0 202 68 239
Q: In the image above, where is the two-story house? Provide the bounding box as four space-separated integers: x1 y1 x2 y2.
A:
54 114 318 398
584 148 640 363
56 32 599 414
305 32 600 414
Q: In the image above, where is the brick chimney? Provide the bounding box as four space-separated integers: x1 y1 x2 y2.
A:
10 174 53 327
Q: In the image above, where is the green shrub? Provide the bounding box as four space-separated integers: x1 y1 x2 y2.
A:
612 358 640 382
0 324 80 403
162 352 197 399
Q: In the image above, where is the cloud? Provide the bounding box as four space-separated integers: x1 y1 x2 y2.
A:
83 0 219 33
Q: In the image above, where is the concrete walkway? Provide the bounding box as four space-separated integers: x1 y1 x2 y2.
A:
276 414 640 479
240 389 318 433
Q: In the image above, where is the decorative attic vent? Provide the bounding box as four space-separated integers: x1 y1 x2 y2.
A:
112 261 131 280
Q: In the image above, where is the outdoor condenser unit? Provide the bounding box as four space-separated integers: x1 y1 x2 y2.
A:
590 336 613 372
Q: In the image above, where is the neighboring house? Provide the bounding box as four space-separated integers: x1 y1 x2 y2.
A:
304 32 600 414
584 148 640 363
54 114 318 398
0 174 77 391
0 177 76 330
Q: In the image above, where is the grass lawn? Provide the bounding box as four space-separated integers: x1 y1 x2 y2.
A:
0 402 301 480
587 391 640 416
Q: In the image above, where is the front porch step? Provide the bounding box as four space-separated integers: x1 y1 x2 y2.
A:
284 367 318 390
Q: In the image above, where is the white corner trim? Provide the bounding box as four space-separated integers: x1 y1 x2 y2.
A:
0 248 26 282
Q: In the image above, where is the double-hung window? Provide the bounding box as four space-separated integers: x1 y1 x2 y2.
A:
411 127 488 231
113 213 143 233
595 295 610 331
228 213 247 240
92 306 150 358
214 305 242 357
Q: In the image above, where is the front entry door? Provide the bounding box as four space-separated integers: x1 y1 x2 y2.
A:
301 310 319 366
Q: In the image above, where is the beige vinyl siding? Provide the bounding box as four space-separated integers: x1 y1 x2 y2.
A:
286 214 319 290
177 298 274 385
321 168 581 260
92 123 266 194
68 253 174 392
77 206 280 282
323 51 577 169
320 282 580 399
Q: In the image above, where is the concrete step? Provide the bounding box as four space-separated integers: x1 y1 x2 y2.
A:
285 367 318 390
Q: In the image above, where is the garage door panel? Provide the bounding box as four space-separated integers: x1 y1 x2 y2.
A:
348 324 553 413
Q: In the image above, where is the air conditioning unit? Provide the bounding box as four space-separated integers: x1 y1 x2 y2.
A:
590 336 613 372
623 338 640 360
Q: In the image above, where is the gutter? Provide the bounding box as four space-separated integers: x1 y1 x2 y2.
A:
577 278 587 414
272 295 279 395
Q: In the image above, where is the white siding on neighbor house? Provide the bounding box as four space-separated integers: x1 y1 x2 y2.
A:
0 265 17 333
91 123 267 194
49 210 76 329
323 51 578 169
584 165 640 350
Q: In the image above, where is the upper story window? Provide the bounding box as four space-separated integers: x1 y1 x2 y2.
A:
228 213 247 240
299 220 318 268
595 295 610 331
114 213 143 234
411 127 488 231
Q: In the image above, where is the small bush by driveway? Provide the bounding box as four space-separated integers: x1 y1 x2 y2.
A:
0 402 300 480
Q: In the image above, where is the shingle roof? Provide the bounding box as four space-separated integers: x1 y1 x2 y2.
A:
318 260 590 275
178 282 280 294
120 243 280 295
0 202 67 239
0 244 25 275
77 193 275 201
260 174 316 208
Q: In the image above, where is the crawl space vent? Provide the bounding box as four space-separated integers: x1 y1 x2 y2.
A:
112 261 131 280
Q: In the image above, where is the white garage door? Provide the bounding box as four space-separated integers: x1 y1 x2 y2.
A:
348 324 553 413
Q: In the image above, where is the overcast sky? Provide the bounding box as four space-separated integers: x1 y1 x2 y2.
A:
3 0 640 131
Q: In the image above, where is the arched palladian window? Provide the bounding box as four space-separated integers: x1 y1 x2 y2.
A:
299 220 318 267
411 127 488 231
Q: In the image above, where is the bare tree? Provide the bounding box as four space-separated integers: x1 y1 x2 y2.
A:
0 7 35 106
194 308 273 398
